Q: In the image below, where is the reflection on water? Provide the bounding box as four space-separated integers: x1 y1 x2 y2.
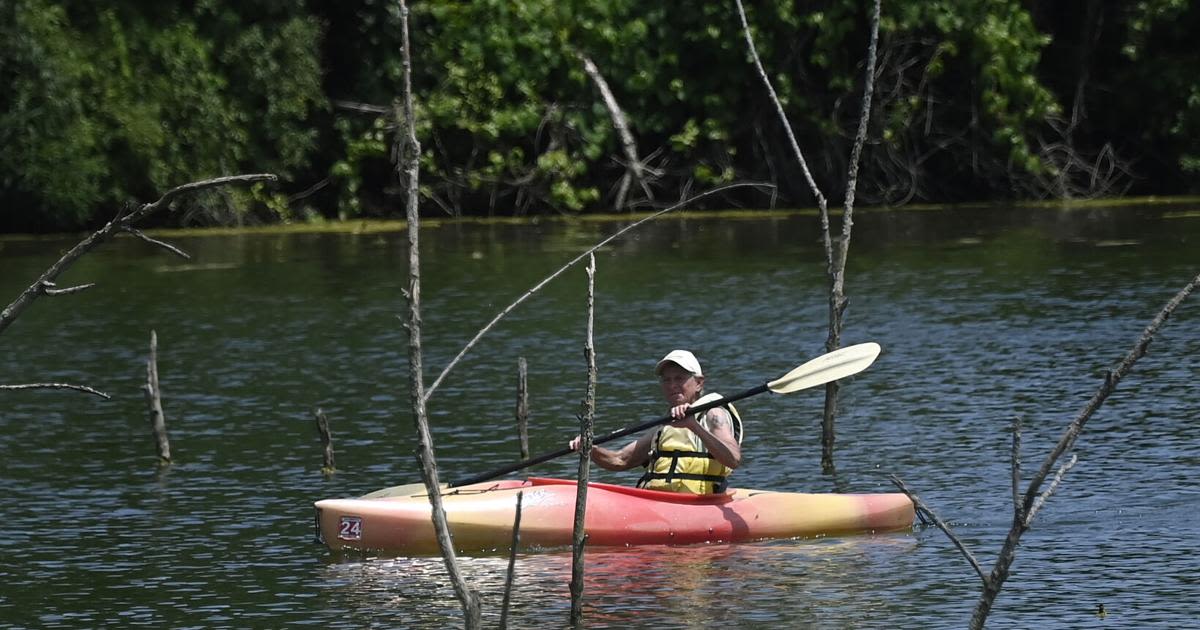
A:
1 204 1198 628
319 536 922 628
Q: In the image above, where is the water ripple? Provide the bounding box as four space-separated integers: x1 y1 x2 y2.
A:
2 208 1198 628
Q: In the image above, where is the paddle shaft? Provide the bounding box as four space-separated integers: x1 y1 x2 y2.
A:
447 383 769 488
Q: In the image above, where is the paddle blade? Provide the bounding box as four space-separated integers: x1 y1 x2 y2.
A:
767 342 881 394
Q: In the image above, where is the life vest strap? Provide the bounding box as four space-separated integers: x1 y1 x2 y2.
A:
638 448 714 483
638 400 743 494
637 471 729 492
649 450 711 460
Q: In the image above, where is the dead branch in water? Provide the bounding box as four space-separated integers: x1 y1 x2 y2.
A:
888 474 986 584
314 408 336 474
516 357 530 460
891 270 1199 629
733 0 881 472
423 181 766 403
499 490 524 630
143 330 171 465
0 174 273 337
570 253 598 625
0 173 274 399
393 0 481 626
818 0 881 472
0 383 111 399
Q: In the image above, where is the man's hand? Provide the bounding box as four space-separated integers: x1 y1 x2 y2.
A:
669 403 697 428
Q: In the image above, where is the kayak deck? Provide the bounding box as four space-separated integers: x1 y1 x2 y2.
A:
314 477 914 555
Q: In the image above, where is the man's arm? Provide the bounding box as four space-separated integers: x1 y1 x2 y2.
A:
673 406 741 469
571 431 655 471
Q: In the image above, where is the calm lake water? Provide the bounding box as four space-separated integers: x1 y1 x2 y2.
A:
1 203 1198 628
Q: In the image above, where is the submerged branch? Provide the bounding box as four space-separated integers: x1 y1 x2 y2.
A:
1021 270 1199 509
735 0 880 472
499 490 524 630
570 253 598 625
889 473 987 585
394 0 480 626
143 330 171 465
968 270 1199 629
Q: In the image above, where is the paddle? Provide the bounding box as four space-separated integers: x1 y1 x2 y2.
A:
445 342 882 489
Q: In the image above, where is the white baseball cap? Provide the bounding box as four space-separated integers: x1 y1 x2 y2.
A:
655 350 703 377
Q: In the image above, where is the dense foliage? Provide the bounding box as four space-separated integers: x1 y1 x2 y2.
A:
2 0 1197 231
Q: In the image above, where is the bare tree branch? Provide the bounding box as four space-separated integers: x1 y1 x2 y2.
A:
889 473 988 585
499 490 524 630
423 181 767 402
394 1 480 626
734 0 881 472
1021 273 1199 509
1025 454 1076 525
287 177 332 204
733 0 827 212
122 227 192 260
1011 415 1023 522
332 99 391 115
836 0 881 267
39 281 95 297
515 357 531 460
967 270 1199 628
819 0 882 471
143 330 171 465
895 272 1197 629
0 173 273 337
125 174 276 224
315 408 336 474
577 52 655 208
0 383 111 399
570 253 598 625
729 0 883 470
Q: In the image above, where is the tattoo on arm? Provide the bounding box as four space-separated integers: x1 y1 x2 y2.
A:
708 409 731 432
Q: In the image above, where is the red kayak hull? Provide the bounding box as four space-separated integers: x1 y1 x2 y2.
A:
315 478 914 555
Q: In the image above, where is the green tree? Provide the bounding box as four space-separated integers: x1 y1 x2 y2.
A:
1094 0 1199 189
0 0 324 231
0 0 106 230
3 0 1199 231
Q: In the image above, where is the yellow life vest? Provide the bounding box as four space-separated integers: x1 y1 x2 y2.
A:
637 393 744 494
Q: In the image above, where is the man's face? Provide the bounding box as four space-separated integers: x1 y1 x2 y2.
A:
658 363 703 406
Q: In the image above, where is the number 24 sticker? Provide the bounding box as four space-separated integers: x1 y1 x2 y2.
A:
338 516 363 541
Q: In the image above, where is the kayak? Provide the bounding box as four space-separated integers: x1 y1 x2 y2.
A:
314 477 914 555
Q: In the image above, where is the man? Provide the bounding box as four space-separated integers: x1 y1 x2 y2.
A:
569 350 742 493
